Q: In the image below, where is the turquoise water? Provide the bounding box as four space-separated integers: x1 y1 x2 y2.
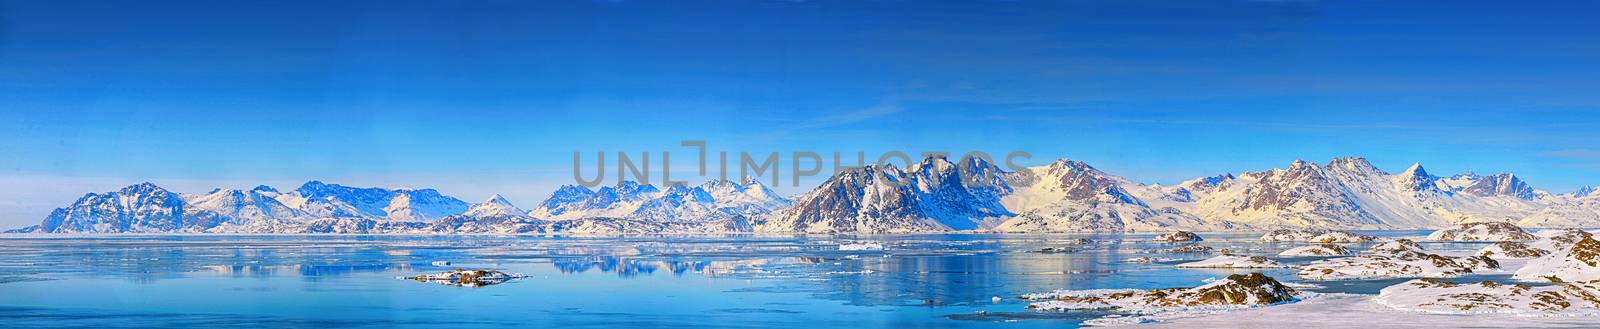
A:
0 232 1489 328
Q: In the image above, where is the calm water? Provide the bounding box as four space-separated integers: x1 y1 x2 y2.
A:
0 231 1497 328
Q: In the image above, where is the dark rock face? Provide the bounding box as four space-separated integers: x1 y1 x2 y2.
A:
1462 173 1537 200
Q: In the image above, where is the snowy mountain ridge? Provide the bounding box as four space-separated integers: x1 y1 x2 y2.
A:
9 155 1600 234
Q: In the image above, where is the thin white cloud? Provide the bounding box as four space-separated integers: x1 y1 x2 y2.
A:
1546 149 1600 159
754 102 903 141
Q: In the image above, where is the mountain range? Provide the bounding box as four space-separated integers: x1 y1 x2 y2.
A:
10 155 1600 234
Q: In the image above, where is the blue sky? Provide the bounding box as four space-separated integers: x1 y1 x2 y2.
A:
4 0 1600 227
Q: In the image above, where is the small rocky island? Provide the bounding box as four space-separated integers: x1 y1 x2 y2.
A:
403 269 528 287
1154 231 1203 242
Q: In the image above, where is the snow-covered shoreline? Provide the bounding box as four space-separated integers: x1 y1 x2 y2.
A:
1121 293 1599 328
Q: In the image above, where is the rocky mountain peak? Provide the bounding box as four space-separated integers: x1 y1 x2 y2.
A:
465 193 525 218
120 182 168 195
1397 162 1436 191
1037 158 1139 205
1180 173 1236 192
1462 172 1536 200
739 175 764 187
1575 185 1597 198
484 194 512 205
1328 156 1380 173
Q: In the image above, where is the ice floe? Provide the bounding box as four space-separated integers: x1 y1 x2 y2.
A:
1177 255 1287 268
1165 245 1215 254
1029 246 1077 253
1126 256 1183 263
837 242 885 251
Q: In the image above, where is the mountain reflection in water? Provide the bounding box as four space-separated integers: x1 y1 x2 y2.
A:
0 232 1449 328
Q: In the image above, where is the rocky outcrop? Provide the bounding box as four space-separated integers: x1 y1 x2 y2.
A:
403 269 527 287
1259 229 1331 242
1514 237 1600 282
1531 229 1595 251
1279 244 1353 257
1477 241 1550 259
1425 222 1536 242
1307 231 1379 244
1024 273 1300 311
1376 279 1600 314
1300 239 1499 280
1154 231 1203 242
1368 239 1426 254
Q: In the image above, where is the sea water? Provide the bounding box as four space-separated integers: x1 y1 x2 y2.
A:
0 231 1505 328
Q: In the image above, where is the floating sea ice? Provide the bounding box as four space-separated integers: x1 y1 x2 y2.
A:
838 242 885 251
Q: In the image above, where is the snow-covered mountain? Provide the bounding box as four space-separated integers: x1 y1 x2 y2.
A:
755 155 1013 233
994 158 1226 233
12 181 473 233
11 155 1600 234
1574 185 1597 198
529 179 788 224
1187 157 1582 229
1457 172 1538 200
12 183 190 233
184 186 302 232
701 177 793 214
280 181 469 222
464 194 526 217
